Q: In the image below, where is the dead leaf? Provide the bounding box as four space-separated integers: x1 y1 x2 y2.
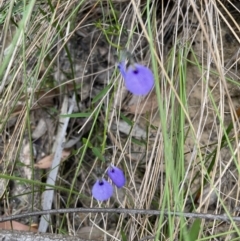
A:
77 226 114 240
112 120 147 139
124 91 158 114
20 140 34 180
32 118 48 139
34 150 71 169
61 149 71 159
0 220 37 232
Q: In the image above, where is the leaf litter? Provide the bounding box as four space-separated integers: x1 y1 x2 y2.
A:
0 0 240 240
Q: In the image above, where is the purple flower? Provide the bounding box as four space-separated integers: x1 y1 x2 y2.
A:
92 178 113 201
118 62 154 95
107 165 126 188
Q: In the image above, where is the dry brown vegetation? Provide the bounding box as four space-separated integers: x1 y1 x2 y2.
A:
0 0 240 240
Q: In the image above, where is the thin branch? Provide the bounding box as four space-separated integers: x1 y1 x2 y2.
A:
38 95 75 233
1 207 240 223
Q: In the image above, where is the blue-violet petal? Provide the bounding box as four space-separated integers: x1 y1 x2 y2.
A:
92 178 113 201
118 62 154 95
107 165 126 188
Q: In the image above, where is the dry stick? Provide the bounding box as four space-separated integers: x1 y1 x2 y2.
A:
1 208 240 223
38 95 75 232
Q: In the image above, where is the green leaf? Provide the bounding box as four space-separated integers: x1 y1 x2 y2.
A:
82 138 93 148
92 147 105 162
120 229 127 241
188 219 201 241
0 174 80 195
61 112 92 118
120 112 133 126
131 137 146 146
91 84 112 104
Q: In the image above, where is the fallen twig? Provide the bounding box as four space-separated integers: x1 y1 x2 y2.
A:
1 207 240 223
38 95 75 232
